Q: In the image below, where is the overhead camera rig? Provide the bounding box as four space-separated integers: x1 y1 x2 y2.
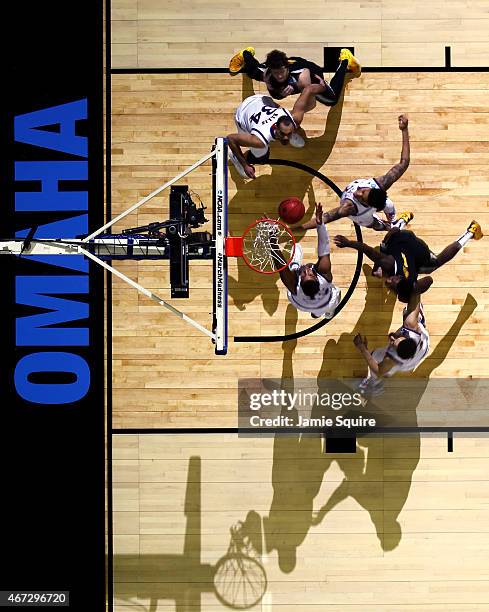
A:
1 185 213 299
120 185 213 298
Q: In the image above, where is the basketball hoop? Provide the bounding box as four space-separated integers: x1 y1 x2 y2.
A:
225 218 296 274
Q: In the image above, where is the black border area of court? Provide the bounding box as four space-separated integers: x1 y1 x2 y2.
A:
106 43 489 612
234 160 363 343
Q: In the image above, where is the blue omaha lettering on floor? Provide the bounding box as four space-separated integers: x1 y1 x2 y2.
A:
14 99 91 404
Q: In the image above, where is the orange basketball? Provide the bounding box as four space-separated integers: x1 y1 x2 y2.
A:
278 197 305 224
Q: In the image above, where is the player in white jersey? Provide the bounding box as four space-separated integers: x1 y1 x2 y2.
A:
227 79 334 179
353 291 429 395
235 94 299 150
278 204 341 318
300 114 412 231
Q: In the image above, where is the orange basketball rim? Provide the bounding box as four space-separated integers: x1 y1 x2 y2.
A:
225 218 296 274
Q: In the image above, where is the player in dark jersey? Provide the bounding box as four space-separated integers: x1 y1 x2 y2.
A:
228 47 360 106
334 222 483 301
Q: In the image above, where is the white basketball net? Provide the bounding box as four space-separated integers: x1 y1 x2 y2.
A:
242 220 295 273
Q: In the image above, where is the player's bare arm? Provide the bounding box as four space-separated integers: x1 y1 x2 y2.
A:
291 84 327 125
334 235 386 265
299 200 355 230
353 333 395 377
326 199 357 223
297 68 324 91
274 242 298 294
297 68 312 90
403 291 422 332
377 355 396 376
278 262 299 294
413 275 433 296
227 132 265 159
375 114 410 191
227 132 265 179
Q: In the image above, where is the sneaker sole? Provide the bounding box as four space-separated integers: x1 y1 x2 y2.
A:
229 47 255 75
339 50 361 75
469 221 483 240
229 53 245 75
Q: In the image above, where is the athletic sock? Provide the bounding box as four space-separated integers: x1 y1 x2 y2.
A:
328 59 349 100
393 218 407 230
457 230 473 247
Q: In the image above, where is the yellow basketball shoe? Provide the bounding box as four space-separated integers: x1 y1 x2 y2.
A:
229 47 255 75
339 48 361 77
467 220 483 240
397 211 414 225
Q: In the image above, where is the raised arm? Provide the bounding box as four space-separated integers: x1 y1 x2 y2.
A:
299 199 355 230
375 114 410 191
323 200 356 224
353 333 395 377
290 84 326 125
402 291 422 331
314 204 333 280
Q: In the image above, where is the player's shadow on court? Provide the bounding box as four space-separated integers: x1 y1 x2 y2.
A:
227 77 348 316
251 267 477 573
311 292 477 552
256 265 396 572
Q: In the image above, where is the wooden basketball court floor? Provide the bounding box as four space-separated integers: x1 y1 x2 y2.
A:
109 7 489 609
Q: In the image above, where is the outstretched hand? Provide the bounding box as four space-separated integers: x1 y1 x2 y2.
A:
398 114 408 130
333 235 351 248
